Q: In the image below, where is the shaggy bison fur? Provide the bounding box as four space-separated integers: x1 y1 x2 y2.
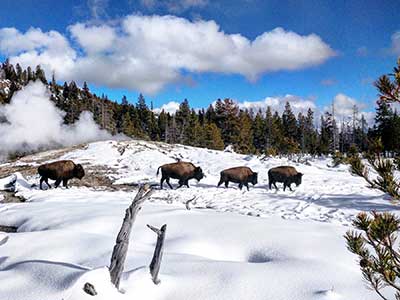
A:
268 166 303 191
218 166 258 191
157 161 204 189
38 160 85 190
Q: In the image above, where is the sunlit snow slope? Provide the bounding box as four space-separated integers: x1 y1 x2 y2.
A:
0 140 394 300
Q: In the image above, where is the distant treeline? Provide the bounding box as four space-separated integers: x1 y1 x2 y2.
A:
1 59 400 155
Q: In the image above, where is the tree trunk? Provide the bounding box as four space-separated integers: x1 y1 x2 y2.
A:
147 224 167 284
109 185 153 289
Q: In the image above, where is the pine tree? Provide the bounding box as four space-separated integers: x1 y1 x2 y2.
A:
82 81 90 97
35 65 47 84
136 93 150 134
374 58 400 103
27 66 34 81
282 101 298 141
252 109 266 152
304 108 317 153
175 99 191 144
265 106 274 150
203 122 224 150
319 114 332 154
297 112 306 153
15 63 22 81
374 100 395 153
236 110 254 154
157 110 168 142
205 104 217 124
215 98 240 145
166 115 178 144
121 111 136 137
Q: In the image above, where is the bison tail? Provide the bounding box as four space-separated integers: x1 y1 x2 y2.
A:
156 166 161 176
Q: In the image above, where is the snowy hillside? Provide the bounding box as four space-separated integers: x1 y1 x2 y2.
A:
0 139 394 300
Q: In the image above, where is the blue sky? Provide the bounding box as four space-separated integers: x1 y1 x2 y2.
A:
0 0 399 118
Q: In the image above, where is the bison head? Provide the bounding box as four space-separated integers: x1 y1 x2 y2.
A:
74 164 85 180
295 173 303 186
251 172 258 185
194 166 204 181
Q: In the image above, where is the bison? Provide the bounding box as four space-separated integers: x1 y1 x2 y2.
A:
268 166 303 191
38 160 85 190
217 166 258 191
157 161 204 189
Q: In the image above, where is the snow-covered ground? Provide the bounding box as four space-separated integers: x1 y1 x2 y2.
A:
0 140 395 300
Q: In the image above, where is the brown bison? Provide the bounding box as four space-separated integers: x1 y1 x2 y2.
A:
157 161 204 189
38 160 85 190
268 166 303 191
217 166 258 191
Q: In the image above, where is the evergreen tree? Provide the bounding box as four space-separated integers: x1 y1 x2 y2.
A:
252 109 266 152
374 100 396 153
15 63 22 81
157 110 168 142
136 93 150 134
175 99 191 144
304 108 317 153
203 122 224 150
121 111 136 137
205 104 217 124
35 65 47 84
215 98 240 145
236 110 254 153
27 66 35 81
282 102 298 140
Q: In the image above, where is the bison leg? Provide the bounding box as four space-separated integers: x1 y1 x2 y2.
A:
273 182 279 190
160 177 165 189
238 183 243 190
42 177 51 189
39 177 45 190
185 180 190 188
54 179 62 188
224 181 229 188
63 179 69 189
245 182 249 191
166 178 173 189
176 180 184 189
217 178 224 187
287 182 293 192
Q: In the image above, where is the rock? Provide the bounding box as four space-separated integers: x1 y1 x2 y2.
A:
83 282 97 296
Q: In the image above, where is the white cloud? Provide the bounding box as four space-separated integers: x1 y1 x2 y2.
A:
238 95 316 115
0 27 76 80
390 31 400 55
153 101 180 114
324 93 374 126
0 15 335 94
69 23 116 54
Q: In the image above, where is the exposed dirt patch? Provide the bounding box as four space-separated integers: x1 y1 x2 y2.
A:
0 225 17 233
0 191 25 203
0 144 88 179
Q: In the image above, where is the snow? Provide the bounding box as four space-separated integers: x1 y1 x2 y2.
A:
0 140 395 300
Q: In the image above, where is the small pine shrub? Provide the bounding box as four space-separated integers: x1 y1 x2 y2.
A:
345 212 400 300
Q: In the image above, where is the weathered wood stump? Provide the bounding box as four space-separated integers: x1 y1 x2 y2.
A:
147 224 167 284
109 184 153 289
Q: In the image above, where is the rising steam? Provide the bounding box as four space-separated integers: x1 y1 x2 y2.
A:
0 82 114 160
